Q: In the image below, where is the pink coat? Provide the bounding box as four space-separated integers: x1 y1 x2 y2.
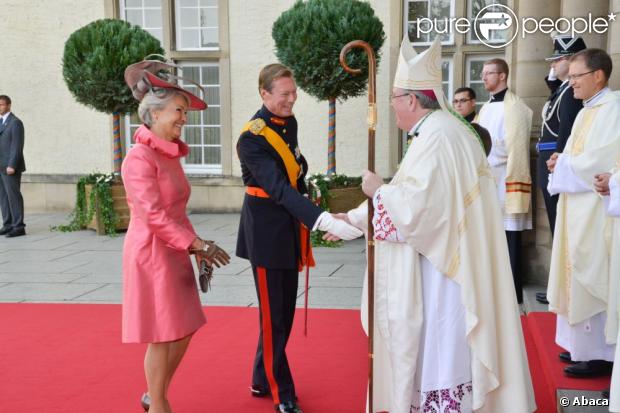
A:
121 125 205 343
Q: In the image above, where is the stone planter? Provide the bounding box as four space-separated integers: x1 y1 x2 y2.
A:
326 187 367 213
85 182 130 235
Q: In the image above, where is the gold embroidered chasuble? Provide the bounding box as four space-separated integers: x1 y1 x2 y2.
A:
548 91 620 329
477 90 533 213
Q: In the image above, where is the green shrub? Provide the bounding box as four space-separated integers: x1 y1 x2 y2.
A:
62 18 163 114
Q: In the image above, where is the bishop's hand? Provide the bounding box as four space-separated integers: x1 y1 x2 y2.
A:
362 170 383 198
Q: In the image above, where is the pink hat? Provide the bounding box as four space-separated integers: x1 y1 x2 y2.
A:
124 55 207 110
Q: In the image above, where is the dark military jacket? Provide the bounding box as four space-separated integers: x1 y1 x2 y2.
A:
236 105 322 270
540 77 583 153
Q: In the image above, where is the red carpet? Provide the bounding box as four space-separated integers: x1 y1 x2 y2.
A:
0 304 367 413
525 312 611 411
3 304 607 413
521 315 555 413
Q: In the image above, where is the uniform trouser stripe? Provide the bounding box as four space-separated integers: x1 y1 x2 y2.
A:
256 266 281 404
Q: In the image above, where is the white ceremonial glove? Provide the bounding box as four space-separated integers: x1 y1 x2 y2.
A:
548 67 557 81
314 212 363 240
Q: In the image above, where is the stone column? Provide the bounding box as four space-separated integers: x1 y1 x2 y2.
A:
561 0 609 50
608 1 620 90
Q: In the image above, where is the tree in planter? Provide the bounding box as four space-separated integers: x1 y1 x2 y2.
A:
62 18 163 173
272 0 385 174
60 19 163 235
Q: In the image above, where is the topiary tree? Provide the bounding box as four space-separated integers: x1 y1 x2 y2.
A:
63 18 164 173
273 0 385 174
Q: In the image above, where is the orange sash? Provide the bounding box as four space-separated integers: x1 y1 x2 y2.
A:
244 186 315 272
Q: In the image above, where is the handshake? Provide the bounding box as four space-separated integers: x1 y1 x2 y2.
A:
315 211 363 241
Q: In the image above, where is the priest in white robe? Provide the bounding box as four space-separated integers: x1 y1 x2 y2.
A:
475 58 533 305
546 48 620 379
343 36 535 413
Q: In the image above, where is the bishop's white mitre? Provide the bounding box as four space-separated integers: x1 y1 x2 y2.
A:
393 36 449 111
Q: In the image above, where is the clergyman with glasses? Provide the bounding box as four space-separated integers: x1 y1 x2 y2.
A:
341 37 535 413
534 34 586 306
452 87 492 155
452 86 477 121
546 48 620 380
476 58 533 305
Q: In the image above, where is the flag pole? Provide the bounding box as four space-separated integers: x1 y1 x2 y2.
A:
339 40 376 413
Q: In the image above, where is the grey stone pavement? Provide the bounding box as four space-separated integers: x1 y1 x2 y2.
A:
0 212 548 312
0 213 368 308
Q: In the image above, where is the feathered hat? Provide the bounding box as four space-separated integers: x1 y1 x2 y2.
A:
124 54 207 110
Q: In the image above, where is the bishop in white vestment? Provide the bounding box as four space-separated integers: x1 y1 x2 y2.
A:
345 37 535 413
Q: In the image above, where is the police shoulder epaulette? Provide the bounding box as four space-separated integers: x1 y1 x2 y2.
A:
248 118 266 135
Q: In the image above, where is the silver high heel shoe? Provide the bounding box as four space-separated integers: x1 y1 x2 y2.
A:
140 393 150 411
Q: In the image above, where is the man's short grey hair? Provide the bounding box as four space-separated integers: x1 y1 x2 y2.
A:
409 90 441 110
138 89 190 127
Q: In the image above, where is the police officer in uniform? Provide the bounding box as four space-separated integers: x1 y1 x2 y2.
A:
535 35 586 305
236 63 362 413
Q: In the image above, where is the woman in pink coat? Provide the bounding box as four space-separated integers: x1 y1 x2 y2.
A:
122 58 230 413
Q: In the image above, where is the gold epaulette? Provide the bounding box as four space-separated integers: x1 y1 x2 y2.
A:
247 118 266 135
240 117 300 189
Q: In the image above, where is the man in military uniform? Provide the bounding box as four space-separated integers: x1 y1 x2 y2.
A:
236 63 362 413
535 35 585 305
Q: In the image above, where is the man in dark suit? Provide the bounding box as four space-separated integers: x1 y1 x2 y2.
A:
236 64 362 413
535 36 586 305
0 95 26 237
